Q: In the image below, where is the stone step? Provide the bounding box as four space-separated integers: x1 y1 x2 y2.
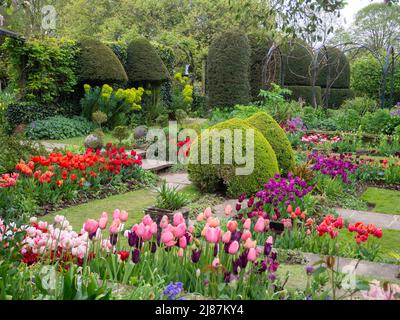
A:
141 159 173 172
336 208 400 230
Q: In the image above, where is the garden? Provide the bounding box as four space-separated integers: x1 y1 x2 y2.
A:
0 0 400 302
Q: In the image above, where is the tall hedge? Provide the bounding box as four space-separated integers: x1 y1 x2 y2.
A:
188 118 279 197
317 47 350 89
281 40 313 86
245 112 295 174
126 38 169 87
323 88 355 109
285 85 322 106
207 31 251 109
77 38 128 85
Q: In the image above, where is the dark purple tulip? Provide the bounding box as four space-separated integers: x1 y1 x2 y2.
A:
270 251 277 261
131 248 140 264
268 273 276 281
224 272 231 283
247 196 254 207
191 249 201 263
128 230 139 247
238 193 245 203
268 260 279 273
157 232 161 246
213 243 219 257
224 242 230 253
306 266 314 275
232 259 240 274
231 230 242 242
110 233 118 246
150 242 157 253
264 243 272 256
258 260 268 273
236 202 242 211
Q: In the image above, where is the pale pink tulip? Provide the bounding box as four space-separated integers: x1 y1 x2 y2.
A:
247 248 257 261
222 231 232 243
227 220 238 233
150 222 158 235
119 210 128 222
244 238 256 249
203 207 212 219
143 214 153 226
212 258 220 268
266 236 273 245
173 212 184 226
207 217 220 228
254 217 266 233
112 209 120 220
174 222 186 238
159 215 169 228
224 205 233 217
99 217 108 230
109 219 121 234
178 248 184 257
228 241 239 254
196 212 205 222
161 231 175 247
243 219 251 230
179 236 187 249
205 227 221 243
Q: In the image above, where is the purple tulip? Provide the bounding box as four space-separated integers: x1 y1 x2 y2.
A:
191 249 201 263
132 248 140 264
110 233 118 246
128 230 139 247
150 242 157 253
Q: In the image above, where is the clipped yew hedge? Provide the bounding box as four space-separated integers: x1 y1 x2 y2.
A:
285 85 322 106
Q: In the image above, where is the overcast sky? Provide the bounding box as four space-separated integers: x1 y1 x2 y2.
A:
340 0 382 26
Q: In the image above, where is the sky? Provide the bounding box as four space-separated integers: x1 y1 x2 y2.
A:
340 0 382 26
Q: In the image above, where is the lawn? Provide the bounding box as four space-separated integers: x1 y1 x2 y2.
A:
42 188 157 230
40 133 120 148
361 187 400 215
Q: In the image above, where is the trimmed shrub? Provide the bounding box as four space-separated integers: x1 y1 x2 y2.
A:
285 85 322 106
77 38 128 85
323 88 355 109
207 31 251 109
126 38 169 87
316 47 350 89
25 116 94 140
245 112 295 174
188 118 279 197
249 36 274 100
281 40 313 86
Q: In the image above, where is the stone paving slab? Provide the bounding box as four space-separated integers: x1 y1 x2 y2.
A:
142 159 173 172
336 208 400 230
158 172 191 185
304 252 400 281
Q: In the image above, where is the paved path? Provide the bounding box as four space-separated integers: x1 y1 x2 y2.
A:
158 172 191 191
336 208 400 230
37 141 74 152
304 252 400 281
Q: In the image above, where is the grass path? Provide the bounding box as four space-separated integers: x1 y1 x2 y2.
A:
42 189 156 230
361 187 400 215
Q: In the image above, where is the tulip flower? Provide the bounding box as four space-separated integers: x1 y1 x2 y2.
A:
243 219 251 230
241 230 251 241
295 207 301 216
222 231 232 243
228 241 240 255
173 212 185 226
287 205 293 213
254 217 266 233
160 215 169 229
205 227 221 243
203 207 212 219
224 205 232 217
177 248 184 257
212 258 220 268
247 248 257 261
227 220 238 233
99 213 108 230
244 238 256 249
119 210 128 222
131 248 140 264
174 223 186 238
179 236 187 249
161 231 175 247
207 217 220 228
191 249 201 263
113 209 120 220
84 219 99 235
196 212 205 222
109 219 121 234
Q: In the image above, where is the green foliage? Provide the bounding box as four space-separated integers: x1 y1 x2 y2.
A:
317 47 350 89
245 112 295 174
361 109 392 134
112 126 130 145
77 38 128 85
155 182 189 210
285 85 322 106
25 116 94 140
126 38 169 87
332 109 362 132
2 37 79 104
91 111 108 127
207 31 251 109
351 54 400 107
323 88 355 109
281 40 313 86
341 97 378 116
6 101 59 130
81 84 144 129
188 118 279 197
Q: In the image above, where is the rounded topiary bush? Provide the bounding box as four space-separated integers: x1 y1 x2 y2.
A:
285 85 322 106
316 47 350 89
207 31 251 109
188 118 279 197
126 38 169 87
245 112 295 174
281 39 313 86
77 38 128 85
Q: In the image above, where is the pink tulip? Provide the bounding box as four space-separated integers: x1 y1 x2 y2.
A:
109 219 121 234
222 231 232 243
98 214 108 230
179 236 187 249
247 248 257 261
160 215 169 228
161 231 175 247
201 224 209 237
244 238 256 249
266 236 273 245
203 207 212 219
174 223 186 238
227 220 238 233
228 241 239 255
224 205 233 217
241 230 251 241
254 217 266 233
205 227 221 243
243 219 251 230
119 210 128 222
150 222 157 235
188 225 194 233
196 212 205 222
173 212 184 226
143 214 153 226
112 209 120 220
84 219 98 234
207 217 220 228
212 258 220 268
177 248 184 257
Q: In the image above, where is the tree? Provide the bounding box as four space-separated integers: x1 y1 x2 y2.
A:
350 3 400 52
